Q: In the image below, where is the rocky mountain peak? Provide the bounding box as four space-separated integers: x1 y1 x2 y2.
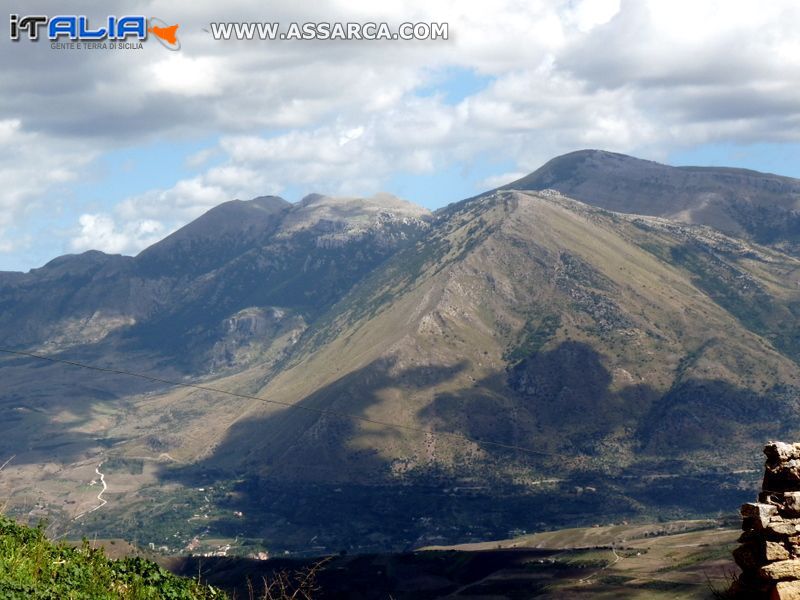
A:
280 193 431 241
503 149 800 252
134 196 290 277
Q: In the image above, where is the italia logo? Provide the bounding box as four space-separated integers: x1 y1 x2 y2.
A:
9 14 180 50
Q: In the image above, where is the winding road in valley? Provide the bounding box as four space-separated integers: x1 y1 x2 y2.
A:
74 462 108 520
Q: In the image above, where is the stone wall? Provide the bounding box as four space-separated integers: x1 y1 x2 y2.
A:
734 442 800 599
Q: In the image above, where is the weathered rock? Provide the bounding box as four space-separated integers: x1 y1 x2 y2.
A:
768 522 800 538
761 559 800 581
741 529 761 543
735 543 762 570
743 504 781 531
769 443 800 462
732 573 773 597
784 493 800 517
767 541 792 562
764 443 800 493
773 580 800 600
745 503 781 520
747 518 766 531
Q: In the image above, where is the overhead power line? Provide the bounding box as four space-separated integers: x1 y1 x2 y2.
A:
0 348 552 457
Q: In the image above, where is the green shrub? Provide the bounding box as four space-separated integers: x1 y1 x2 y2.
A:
0 515 223 599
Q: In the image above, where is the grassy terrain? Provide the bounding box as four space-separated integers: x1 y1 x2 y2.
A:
169 519 740 599
422 519 741 599
0 510 743 599
0 515 222 599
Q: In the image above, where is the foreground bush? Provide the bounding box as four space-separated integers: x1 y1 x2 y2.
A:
0 515 223 599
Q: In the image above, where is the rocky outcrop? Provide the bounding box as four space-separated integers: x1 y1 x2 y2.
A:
206 306 306 370
734 442 800 598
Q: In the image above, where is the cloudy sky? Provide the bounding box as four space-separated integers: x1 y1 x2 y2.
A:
2 0 800 271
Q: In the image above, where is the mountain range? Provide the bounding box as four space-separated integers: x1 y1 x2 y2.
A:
2 149 799 553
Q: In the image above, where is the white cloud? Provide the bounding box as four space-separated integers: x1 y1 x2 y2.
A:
564 0 621 32
339 126 364 146
185 146 219 168
4 0 800 264
477 172 527 190
146 54 224 97
117 177 231 222
70 214 165 255
0 119 96 255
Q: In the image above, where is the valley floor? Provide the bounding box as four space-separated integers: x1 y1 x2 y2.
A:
160 519 739 599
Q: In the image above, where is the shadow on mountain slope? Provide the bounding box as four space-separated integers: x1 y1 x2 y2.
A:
144 342 800 552
425 341 799 462
421 342 658 459
0 347 174 465
167 357 469 482
638 378 800 453
156 358 505 551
